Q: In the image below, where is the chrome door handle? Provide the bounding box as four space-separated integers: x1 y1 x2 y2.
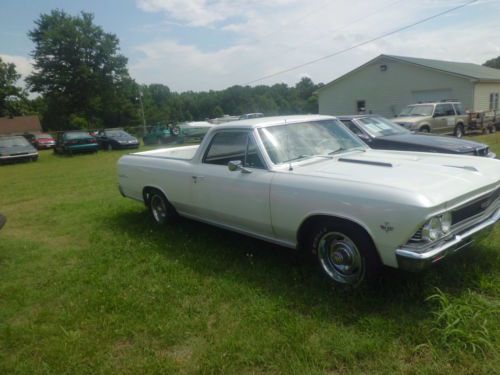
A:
192 175 205 183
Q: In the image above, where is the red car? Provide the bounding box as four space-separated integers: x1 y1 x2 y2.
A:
33 133 56 149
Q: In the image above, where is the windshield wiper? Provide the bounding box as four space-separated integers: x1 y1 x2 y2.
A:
283 154 333 163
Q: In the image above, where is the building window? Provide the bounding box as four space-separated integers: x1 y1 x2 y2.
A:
490 93 499 111
356 100 366 113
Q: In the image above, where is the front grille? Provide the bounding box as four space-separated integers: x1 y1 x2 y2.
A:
408 228 423 243
475 147 489 157
452 188 500 225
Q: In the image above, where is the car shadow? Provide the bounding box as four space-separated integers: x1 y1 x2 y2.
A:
104 208 498 324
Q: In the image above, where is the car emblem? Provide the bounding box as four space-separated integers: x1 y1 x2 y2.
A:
380 222 394 233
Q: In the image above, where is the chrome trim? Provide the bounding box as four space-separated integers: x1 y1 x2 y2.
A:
395 208 499 271
0 152 39 159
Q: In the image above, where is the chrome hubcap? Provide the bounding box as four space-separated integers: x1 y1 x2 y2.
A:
151 195 166 223
318 232 364 284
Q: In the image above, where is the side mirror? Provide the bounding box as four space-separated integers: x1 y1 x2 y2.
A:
228 160 252 174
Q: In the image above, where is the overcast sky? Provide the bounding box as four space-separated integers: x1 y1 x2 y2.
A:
0 0 499 92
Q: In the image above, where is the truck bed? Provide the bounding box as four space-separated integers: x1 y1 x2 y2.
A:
132 145 199 160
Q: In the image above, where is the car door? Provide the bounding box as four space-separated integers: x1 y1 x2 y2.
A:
432 104 448 133
190 130 274 237
440 103 456 132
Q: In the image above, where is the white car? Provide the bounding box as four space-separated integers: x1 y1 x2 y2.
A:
117 115 500 286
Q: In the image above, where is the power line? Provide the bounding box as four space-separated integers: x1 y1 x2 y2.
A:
242 0 478 85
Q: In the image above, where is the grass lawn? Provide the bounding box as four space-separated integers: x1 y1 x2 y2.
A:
0 136 499 374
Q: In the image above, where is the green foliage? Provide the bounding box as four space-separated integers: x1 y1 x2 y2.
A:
27 10 139 130
0 57 30 117
483 56 500 69
426 288 498 356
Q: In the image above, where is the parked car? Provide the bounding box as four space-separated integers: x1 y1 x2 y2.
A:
96 128 140 150
53 131 99 155
394 101 468 137
0 135 39 164
176 121 214 143
32 133 56 149
117 115 499 286
143 125 178 145
339 115 495 158
239 113 264 120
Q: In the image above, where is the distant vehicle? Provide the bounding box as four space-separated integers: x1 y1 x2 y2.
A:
177 121 213 143
143 125 178 145
0 135 39 164
33 133 56 149
339 115 495 158
53 131 99 155
394 101 468 137
20 132 37 147
239 113 264 120
96 128 140 150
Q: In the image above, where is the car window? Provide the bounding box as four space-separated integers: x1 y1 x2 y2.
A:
435 104 454 117
204 131 265 169
453 103 464 115
341 120 363 136
0 137 31 148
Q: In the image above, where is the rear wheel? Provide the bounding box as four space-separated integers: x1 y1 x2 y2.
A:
419 126 430 133
146 189 177 225
454 123 464 138
310 220 382 287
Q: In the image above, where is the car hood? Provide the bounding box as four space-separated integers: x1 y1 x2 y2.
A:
380 133 487 153
393 116 429 123
0 144 37 155
293 150 500 207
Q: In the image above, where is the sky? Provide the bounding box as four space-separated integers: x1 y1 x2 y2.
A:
0 0 499 92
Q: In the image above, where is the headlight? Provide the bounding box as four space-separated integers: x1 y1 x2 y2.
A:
421 212 452 242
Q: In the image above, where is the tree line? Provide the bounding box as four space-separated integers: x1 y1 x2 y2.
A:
0 10 322 131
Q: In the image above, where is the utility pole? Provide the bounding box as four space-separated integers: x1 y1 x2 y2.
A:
138 89 146 135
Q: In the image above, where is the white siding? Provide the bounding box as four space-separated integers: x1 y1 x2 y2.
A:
318 57 475 118
473 83 500 112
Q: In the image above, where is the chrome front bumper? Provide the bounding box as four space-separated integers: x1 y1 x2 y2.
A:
395 208 499 272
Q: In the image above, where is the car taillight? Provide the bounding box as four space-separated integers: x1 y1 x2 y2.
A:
90 138 97 143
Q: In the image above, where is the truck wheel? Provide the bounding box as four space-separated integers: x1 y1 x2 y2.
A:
310 220 382 287
454 123 464 138
147 189 177 225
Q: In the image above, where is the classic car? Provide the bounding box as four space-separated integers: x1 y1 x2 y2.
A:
117 115 500 286
143 125 178 145
96 128 140 150
339 115 495 158
53 131 99 155
0 135 39 164
33 133 56 149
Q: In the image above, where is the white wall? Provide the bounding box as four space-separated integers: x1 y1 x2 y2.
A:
318 57 475 118
473 83 500 112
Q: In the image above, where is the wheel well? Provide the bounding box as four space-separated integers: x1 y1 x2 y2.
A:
297 215 378 255
419 124 430 132
142 186 163 207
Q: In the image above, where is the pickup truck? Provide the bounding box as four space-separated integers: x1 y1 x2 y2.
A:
118 115 500 286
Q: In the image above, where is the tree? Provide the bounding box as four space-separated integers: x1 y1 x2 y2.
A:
27 10 139 129
483 56 500 70
0 57 28 117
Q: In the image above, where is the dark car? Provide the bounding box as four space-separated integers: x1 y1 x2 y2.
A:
97 128 140 150
0 135 39 164
53 131 99 155
339 115 495 158
32 133 56 149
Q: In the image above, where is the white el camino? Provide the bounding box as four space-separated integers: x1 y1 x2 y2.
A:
117 115 500 286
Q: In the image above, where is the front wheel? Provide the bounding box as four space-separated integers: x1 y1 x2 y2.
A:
310 221 382 286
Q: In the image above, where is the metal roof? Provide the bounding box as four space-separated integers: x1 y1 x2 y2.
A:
386 55 500 82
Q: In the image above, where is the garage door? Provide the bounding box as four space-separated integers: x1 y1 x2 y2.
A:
412 89 453 103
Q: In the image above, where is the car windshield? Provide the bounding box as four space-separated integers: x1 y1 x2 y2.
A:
399 105 434 117
35 133 52 139
0 136 30 148
357 117 410 137
105 130 129 137
257 120 366 164
64 132 90 139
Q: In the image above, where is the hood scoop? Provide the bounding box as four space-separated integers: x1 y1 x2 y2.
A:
444 165 478 172
338 158 393 168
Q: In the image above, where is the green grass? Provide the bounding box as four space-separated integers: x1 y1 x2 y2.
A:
0 137 499 374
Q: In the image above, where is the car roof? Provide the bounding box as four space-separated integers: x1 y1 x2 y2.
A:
213 114 338 129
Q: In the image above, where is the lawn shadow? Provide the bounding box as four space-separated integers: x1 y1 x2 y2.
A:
104 208 499 325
